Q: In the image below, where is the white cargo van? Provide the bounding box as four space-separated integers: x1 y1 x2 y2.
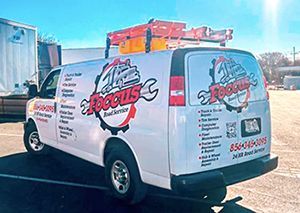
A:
24 47 278 204
24 19 278 204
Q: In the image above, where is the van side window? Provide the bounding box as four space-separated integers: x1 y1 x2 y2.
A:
39 70 61 99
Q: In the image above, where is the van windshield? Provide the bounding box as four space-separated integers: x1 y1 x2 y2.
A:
187 51 266 106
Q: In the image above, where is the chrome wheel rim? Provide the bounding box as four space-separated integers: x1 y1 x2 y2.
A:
111 160 130 194
28 131 44 152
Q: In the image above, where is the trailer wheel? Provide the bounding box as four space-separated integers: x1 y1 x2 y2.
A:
24 123 49 155
105 146 147 204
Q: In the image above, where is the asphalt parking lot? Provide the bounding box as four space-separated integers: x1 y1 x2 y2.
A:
0 90 299 213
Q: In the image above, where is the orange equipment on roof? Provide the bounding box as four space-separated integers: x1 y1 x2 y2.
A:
105 19 233 57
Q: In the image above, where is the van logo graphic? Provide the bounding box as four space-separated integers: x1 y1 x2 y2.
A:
198 56 257 112
80 58 159 135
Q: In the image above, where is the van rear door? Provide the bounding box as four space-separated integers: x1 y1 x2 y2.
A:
227 52 271 165
184 50 270 174
184 51 238 174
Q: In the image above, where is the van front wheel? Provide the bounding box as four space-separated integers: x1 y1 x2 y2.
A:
105 147 147 204
24 123 49 155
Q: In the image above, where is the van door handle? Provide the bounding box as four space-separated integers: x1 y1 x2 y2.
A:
54 102 57 113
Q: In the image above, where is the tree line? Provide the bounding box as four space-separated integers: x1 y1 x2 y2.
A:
258 52 299 84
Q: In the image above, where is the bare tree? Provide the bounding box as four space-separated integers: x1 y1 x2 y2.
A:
258 52 289 84
37 32 58 44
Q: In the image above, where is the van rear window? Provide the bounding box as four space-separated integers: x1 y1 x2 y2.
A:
187 52 266 106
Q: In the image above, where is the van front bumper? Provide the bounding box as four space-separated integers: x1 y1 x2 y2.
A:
171 154 278 193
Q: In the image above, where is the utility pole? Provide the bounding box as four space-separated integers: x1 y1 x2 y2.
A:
290 47 300 65
293 46 296 66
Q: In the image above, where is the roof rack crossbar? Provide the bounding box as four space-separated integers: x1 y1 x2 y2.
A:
105 19 233 56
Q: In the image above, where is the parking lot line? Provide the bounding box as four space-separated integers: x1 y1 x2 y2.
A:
0 133 22 137
0 173 232 206
0 173 108 191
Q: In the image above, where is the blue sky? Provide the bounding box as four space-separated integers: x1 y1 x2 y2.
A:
1 0 300 55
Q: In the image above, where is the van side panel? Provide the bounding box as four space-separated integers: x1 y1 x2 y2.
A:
116 51 172 187
55 51 173 189
56 61 109 159
168 108 188 175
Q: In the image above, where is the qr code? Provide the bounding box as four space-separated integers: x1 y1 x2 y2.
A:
226 122 237 138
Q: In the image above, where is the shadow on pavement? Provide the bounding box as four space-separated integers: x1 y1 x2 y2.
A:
0 149 255 213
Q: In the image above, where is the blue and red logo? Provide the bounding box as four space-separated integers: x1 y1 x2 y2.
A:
198 56 257 112
80 58 158 135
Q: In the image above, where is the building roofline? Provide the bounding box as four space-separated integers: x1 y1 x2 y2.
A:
276 66 300 72
0 18 36 30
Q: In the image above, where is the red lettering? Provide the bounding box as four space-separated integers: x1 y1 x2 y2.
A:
103 94 113 111
111 92 121 108
86 84 143 114
225 84 233 96
209 77 250 103
120 87 133 106
209 84 220 104
130 85 142 103
95 96 104 112
87 94 99 115
218 86 226 100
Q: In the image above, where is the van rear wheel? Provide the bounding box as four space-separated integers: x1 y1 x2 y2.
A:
205 187 227 203
105 146 147 204
187 187 227 203
24 123 49 155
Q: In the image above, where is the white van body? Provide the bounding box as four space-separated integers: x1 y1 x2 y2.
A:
25 47 278 201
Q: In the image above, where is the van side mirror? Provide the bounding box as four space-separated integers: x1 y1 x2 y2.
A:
28 84 38 98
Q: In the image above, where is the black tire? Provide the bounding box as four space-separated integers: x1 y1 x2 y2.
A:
105 146 147 204
186 187 227 203
204 187 227 203
24 123 49 155
185 191 206 200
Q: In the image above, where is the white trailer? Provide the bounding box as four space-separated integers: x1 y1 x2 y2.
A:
0 18 38 115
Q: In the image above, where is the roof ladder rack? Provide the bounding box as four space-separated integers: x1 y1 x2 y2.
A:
105 19 233 58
